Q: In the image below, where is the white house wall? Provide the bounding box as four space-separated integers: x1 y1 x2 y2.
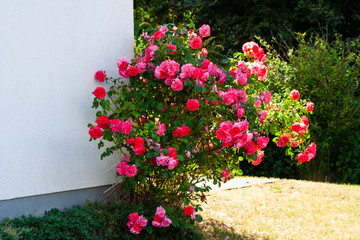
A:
0 0 133 201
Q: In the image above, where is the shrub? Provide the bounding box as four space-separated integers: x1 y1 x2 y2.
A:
88 23 315 236
247 35 360 183
288 35 360 182
0 202 202 240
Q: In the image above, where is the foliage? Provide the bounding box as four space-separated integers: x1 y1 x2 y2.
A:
134 0 360 58
289 35 360 182
0 202 202 240
249 35 360 183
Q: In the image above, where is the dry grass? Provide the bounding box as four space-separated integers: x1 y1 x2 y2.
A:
197 179 360 240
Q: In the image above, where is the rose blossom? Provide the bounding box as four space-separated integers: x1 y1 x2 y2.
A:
252 151 264 166
93 87 106 99
127 66 139 77
290 89 300 100
242 41 266 62
199 24 210 38
122 154 131 163
156 123 166 136
96 115 109 129
121 121 132 135
291 122 301 133
189 36 203 49
89 126 103 139
307 102 314 112
95 70 106 82
153 30 165 40
125 164 137 177
263 91 271 104
156 156 169 166
167 158 178 170
152 206 172 228
254 99 261 108
116 161 128 176
128 212 147 235
171 78 183 91
110 119 122 132
117 57 129 71
276 134 290 147
186 99 200 111
184 206 194 216
201 48 208 57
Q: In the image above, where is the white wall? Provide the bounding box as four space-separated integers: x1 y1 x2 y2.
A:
0 0 133 200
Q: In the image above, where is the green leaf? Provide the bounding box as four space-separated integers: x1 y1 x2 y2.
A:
195 215 203 222
162 172 168 179
184 198 190 205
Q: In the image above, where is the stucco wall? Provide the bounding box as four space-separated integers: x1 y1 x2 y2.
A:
0 0 133 200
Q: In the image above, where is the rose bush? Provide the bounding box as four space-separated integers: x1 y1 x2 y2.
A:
88 23 316 234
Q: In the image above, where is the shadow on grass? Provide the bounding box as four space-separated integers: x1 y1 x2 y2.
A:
197 218 272 240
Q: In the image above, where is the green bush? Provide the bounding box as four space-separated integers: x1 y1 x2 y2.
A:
0 202 202 240
289 35 360 182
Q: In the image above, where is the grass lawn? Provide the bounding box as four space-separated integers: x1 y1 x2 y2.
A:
197 179 360 240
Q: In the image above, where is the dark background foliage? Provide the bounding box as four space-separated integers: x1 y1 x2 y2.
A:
134 0 360 184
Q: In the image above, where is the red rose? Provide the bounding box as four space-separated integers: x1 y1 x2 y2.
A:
89 126 103 139
125 164 137 177
93 87 106 99
133 137 144 149
154 215 162 223
128 212 139 223
95 70 106 82
307 102 314 112
127 66 139 77
96 115 109 129
290 89 300 100
291 122 301 133
184 206 194 216
153 31 165 40
167 147 177 158
186 99 200 111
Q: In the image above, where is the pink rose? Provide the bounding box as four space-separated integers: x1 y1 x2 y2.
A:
186 99 200 111
125 164 137 177
122 154 131 163
89 126 103 139
156 123 166 136
93 87 106 99
116 161 129 176
242 41 266 62
263 91 271 104
171 78 183 91
254 99 261 108
290 89 300 100
110 119 122 132
95 70 106 82
199 24 210 38
189 36 203 49
121 121 132 135
156 156 169 166
167 158 178 170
